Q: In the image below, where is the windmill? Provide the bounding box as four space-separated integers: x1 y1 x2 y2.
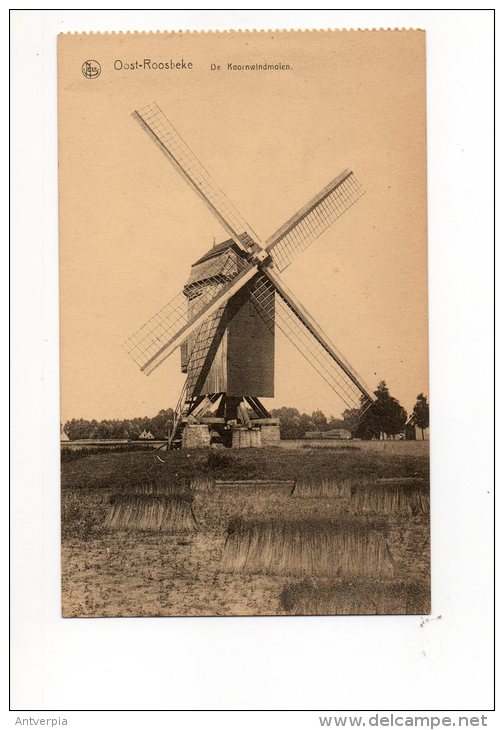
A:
124 102 375 449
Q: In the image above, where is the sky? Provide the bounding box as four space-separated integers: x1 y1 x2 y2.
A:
58 30 428 424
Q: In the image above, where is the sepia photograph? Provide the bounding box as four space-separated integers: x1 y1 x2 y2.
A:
58 29 429 618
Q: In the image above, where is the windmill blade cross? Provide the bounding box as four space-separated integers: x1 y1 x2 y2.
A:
127 103 372 414
133 103 260 251
266 170 365 273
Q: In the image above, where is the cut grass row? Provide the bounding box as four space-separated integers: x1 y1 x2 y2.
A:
61 448 430 615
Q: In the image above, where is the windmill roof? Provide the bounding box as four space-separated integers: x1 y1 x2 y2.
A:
186 239 247 290
192 239 239 266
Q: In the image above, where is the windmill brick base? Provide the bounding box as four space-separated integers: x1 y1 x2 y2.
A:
181 424 212 448
181 422 280 449
174 392 280 449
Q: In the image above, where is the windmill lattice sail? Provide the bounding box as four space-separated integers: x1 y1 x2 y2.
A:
183 281 228 398
184 312 225 397
133 103 259 249
123 252 254 375
250 274 373 412
266 170 365 273
125 101 374 447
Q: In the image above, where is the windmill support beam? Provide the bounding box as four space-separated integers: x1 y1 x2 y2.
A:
245 396 271 419
264 267 375 403
187 393 221 421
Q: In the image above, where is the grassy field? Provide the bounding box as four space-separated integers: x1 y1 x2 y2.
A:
61 442 430 617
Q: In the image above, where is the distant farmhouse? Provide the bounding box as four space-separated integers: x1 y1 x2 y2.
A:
60 429 70 442
305 428 352 440
138 429 155 440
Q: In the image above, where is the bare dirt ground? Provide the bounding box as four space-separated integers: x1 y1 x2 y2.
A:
61 441 430 617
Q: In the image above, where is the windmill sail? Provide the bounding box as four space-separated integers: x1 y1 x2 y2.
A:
266 170 365 273
250 271 374 411
124 254 258 375
133 103 260 250
184 309 226 397
127 102 373 416
183 289 228 398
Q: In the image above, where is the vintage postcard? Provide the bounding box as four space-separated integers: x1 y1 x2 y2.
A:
58 29 429 617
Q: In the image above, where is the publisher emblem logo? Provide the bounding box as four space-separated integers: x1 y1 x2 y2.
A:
82 60 101 79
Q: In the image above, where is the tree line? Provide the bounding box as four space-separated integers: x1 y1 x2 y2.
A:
62 383 429 441
63 409 175 441
273 382 429 440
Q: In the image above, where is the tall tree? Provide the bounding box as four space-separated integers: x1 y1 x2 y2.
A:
311 409 328 432
271 407 302 439
355 381 407 440
411 393 429 440
341 408 362 436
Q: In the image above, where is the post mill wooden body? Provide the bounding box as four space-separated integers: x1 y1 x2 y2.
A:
124 102 376 448
181 241 274 401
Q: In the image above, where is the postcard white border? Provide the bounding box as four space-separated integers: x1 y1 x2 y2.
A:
8 7 498 724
